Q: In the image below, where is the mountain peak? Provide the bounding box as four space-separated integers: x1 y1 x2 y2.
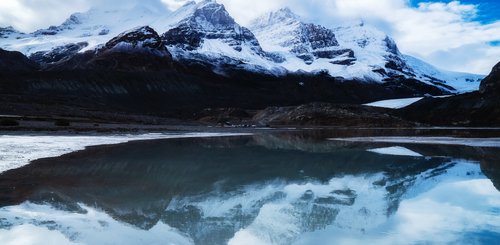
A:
192 0 234 27
250 7 301 30
249 8 342 65
161 1 277 71
104 26 168 55
274 7 300 20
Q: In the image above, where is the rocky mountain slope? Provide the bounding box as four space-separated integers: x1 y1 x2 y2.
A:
401 61 500 126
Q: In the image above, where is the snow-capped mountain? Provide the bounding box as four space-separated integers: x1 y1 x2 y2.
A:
0 0 483 93
249 8 483 92
0 1 170 56
160 0 284 74
249 8 354 66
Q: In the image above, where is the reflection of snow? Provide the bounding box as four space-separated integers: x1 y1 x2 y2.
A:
330 137 500 148
295 179 500 245
0 133 251 173
0 158 494 245
368 146 423 157
0 203 192 245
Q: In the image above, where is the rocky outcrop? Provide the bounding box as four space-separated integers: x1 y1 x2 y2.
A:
29 42 89 67
104 26 170 56
253 102 417 127
480 62 500 94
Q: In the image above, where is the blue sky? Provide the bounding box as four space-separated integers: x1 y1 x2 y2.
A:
0 0 498 74
412 0 499 23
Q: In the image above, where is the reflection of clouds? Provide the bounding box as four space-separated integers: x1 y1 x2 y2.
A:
225 174 389 245
295 179 500 245
0 202 192 245
0 224 74 245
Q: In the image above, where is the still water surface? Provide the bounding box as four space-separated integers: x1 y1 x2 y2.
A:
0 130 499 244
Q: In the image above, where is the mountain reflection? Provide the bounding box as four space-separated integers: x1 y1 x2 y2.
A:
0 132 499 245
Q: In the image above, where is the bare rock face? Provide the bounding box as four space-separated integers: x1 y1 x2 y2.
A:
0 26 23 38
104 26 170 56
30 42 89 67
46 26 174 71
162 1 264 55
480 62 500 94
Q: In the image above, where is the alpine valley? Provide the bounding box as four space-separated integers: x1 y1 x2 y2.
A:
0 0 498 127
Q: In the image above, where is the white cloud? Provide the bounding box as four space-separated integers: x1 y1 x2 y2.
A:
0 0 498 74
0 0 90 31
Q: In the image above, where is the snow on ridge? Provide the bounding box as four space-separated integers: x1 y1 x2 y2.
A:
0 3 171 55
403 55 484 93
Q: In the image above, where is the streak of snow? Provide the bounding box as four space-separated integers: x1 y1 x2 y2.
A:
0 132 251 174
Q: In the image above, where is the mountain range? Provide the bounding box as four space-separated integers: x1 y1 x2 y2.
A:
0 0 498 127
0 0 482 92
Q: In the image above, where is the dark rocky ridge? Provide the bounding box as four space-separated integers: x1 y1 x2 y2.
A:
105 26 170 55
252 103 417 127
0 49 39 72
43 27 174 71
0 66 444 118
480 62 500 94
400 61 500 126
30 42 89 67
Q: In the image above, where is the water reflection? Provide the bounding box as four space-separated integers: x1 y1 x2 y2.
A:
0 132 499 245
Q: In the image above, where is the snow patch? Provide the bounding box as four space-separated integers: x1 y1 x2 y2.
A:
0 203 192 245
368 146 423 157
330 137 500 148
0 132 251 174
364 97 424 109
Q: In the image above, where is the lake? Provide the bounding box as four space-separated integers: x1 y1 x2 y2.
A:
0 129 499 245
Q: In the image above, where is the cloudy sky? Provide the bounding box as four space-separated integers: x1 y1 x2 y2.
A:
0 0 499 74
